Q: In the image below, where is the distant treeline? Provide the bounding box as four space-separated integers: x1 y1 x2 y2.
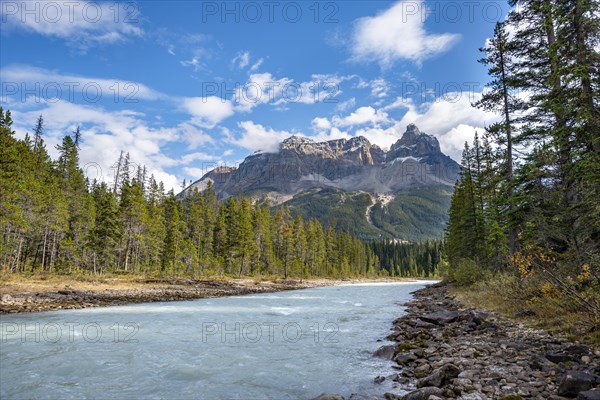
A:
0 108 448 279
0 109 384 277
370 240 443 277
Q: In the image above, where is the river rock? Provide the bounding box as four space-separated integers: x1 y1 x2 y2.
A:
547 352 576 363
417 364 460 388
419 311 461 325
394 352 418 365
410 319 437 329
558 371 595 396
311 394 345 400
582 356 592 365
458 393 488 400
400 387 444 400
566 345 592 357
374 345 397 360
578 390 600 400
378 283 600 400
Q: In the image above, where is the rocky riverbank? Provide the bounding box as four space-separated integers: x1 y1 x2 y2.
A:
369 282 600 400
0 277 338 313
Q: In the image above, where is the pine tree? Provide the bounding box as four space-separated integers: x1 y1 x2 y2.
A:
91 183 120 273
474 21 521 254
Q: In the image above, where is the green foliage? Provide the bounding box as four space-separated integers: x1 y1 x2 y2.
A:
370 187 452 241
284 188 383 240
448 258 490 287
445 0 600 327
370 239 443 277
0 109 381 279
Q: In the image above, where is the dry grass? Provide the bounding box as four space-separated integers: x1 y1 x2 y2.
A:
0 271 420 296
0 272 155 294
451 274 600 348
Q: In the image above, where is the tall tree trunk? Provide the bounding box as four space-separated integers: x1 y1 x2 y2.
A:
50 232 57 272
41 226 48 271
239 253 245 277
13 234 23 272
124 235 130 272
499 45 517 254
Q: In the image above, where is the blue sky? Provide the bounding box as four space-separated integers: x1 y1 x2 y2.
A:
1 0 508 190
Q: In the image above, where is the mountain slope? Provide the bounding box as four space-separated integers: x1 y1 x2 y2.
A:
184 124 460 241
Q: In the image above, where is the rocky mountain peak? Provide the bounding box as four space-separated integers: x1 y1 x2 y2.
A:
282 135 314 145
185 125 458 202
389 124 441 159
281 135 326 155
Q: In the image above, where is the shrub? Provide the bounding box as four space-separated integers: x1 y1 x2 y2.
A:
450 258 490 286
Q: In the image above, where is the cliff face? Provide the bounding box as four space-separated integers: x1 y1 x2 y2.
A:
186 124 459 201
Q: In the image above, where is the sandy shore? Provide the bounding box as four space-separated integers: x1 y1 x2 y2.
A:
0 275 420 313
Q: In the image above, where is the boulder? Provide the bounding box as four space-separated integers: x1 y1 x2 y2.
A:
394 352 418 365
1 294 13 302
578 390 600 400
374 345 397 360
400 387 444 400
411 319 437 329
348 395 383 400
458 393 488 400
419 311 461 325
547 352 576 364
417 364 460 388
311 395 345 400
558 371 595 397
565 345 591 357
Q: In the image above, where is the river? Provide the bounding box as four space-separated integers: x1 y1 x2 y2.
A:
0 281 432 399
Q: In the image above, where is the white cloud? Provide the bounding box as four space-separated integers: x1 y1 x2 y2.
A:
1 65 162 102
370 78 389 98
355 93 499 159
231 51 264 72
232 51 251 69
382 96 413 111
179 43 213 72
234 72 354 112
0 1 143 51
181 152 221 164
335 97 356 113
1 65 238 138
234 72 293 112
306 92 498 160
438 124 483 159
355 125 402 150
178 122 215 150
233 121 297 153
311 117 332 131
332 106 389 127
351 0 460 66
311 127 351 143
10 100 182 190
183 167 210 179
182 96 235 128
250 58 264 72
180 57 202 71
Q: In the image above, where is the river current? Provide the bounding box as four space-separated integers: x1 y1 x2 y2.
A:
0 281 432 399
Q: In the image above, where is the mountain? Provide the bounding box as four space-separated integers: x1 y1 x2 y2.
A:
184 124 460 241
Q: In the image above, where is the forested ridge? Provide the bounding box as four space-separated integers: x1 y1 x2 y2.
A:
444 0 600 335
